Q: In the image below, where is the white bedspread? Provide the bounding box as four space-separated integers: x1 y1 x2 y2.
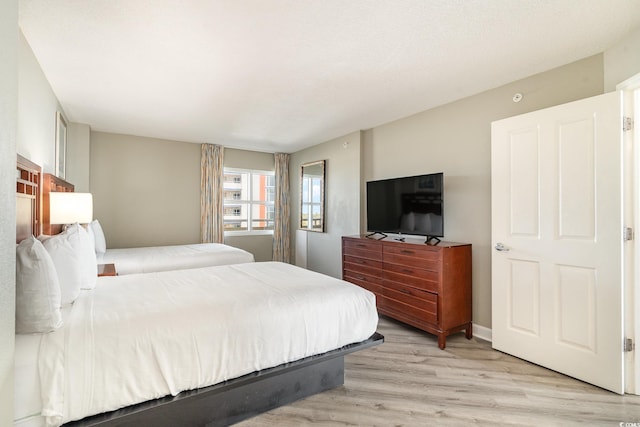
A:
14 333 43 426
96 243 255 274
38 262 378 426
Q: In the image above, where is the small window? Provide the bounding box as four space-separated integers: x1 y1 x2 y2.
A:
223 168 275 234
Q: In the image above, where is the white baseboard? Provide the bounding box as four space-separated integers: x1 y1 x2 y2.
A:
473 323 492 343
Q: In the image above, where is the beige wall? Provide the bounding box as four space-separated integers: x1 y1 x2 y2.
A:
90 132 201 248
361 55 604 329
225 147 274 170
291 131 362 278
604 26 640 91
17 31 63 173
1 1 18 423
89 138 275 260
18 30 91 192
66 122 91 192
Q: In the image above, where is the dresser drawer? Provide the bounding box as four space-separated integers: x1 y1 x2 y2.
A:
382 280 437 306
344 255 382 273
343 238 382 260
383 269 438 293
383 245 441 271
384 244 440 259
377 295 437 325
343 271 384 295
382 261 438 280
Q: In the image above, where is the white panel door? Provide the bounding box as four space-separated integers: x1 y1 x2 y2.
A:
491 91 624 393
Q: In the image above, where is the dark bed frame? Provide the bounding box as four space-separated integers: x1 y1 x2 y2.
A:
17 154 384 426
66 333 383 427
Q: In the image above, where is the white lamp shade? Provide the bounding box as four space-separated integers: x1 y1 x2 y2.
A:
49 192 93 224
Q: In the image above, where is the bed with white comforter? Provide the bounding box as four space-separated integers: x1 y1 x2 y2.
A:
19 262 377 427
86 220 255 274
96 243 255 274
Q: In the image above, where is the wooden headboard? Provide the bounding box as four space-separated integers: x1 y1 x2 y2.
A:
42 173 74 235
16 155 76 241
16 154 42 242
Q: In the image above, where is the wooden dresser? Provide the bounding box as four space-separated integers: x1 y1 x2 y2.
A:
342 235 472 349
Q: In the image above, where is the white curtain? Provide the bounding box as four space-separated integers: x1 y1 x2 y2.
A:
272 153 290 262
200 144 224 243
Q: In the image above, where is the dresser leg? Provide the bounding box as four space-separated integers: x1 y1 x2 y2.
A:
438 335 446 350
465 323 473 340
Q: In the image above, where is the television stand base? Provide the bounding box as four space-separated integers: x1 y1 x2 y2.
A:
425 236 441 245
366 231 387 240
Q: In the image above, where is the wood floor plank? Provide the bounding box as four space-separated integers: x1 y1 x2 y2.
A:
236 316 640 426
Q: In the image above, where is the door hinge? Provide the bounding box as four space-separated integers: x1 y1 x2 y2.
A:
624 227 634 241
624 337 634 352
623 116 634 132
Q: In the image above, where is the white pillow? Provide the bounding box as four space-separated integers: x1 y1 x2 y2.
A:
86 223 96 253
41 224 97 304
73 224 98 289
16 236 63 334
91 219 107 254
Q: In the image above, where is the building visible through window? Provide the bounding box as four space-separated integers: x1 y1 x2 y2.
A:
223 168 275 233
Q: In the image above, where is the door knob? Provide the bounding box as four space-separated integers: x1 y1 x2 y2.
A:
495 242 510 252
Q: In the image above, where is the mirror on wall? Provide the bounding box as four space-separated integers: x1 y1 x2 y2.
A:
299 160 325 232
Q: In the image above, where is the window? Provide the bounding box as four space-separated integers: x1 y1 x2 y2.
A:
223 168 275 234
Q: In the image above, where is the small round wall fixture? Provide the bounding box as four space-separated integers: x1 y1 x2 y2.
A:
512 93 523 103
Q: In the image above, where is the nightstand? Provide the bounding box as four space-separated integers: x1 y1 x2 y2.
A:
98 263 117 277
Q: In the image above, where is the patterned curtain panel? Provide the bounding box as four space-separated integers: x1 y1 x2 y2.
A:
272 153 291 262
200 144 224 243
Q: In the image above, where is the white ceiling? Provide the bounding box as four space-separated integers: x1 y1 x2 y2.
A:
19 0 640 153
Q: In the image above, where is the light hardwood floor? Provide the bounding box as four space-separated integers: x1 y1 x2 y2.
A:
237 316 640 426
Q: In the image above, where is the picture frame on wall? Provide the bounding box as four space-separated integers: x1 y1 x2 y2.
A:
55 111 67 179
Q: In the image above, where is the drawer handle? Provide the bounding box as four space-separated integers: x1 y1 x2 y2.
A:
402 268 413 274
357 244 367 248
400 250 414 255
356 275 367 281
400 289 411 295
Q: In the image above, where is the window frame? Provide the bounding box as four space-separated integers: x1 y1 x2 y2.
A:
223 167 275 236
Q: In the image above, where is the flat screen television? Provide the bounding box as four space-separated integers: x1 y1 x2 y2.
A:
366 172 444 243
